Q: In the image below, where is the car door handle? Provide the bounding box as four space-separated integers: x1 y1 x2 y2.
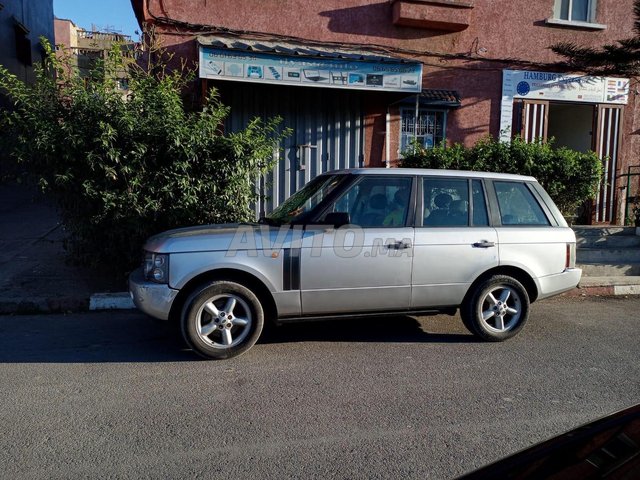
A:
386 240 412 250
473 240 495 248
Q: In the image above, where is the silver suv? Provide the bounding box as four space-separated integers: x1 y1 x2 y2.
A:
129 169 581 359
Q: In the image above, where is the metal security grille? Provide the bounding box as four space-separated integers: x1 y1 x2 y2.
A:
400 109 446 151
221 83 364 217
595 105 623 223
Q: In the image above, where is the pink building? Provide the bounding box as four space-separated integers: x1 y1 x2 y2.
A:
132 0 639 224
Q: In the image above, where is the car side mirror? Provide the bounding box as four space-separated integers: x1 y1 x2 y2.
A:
324 212 350 228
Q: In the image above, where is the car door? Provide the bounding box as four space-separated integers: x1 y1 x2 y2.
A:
412 177 499 308
299 175 415 315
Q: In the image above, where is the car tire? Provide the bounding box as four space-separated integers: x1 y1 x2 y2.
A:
461 275 530 342
181 280 264 360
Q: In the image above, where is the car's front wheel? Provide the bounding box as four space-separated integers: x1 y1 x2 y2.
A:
181 280 264 359
461 275 530 341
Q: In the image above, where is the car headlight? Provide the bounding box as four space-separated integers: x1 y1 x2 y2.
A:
144 252 169 283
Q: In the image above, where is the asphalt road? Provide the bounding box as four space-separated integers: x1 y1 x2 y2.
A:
0 296 639 479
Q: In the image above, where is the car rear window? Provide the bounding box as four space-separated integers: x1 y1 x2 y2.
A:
494 181 550 226
423 178 469 227
422 178 490 227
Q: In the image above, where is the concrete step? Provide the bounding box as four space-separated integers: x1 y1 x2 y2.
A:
577 248 640 263
578 262 640 277
576 235 640 248
572 226 637 237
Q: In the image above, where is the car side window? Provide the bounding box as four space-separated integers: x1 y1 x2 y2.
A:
472 180 489 226
423 178 469 226
321 176 413 227
494 181 550 226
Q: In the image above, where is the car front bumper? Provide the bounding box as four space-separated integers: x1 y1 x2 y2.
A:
129 267 178 320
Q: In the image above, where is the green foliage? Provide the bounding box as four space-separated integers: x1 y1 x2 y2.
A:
0 37 288 275
401 136 602 216
632 199 640 226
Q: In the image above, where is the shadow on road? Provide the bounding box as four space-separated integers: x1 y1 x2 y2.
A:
261 315 476 345
0 312 476 363
0 313 193 364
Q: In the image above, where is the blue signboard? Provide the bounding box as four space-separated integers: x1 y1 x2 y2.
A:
199 46 423 93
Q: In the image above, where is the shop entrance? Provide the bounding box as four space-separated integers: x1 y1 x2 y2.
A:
210 81 365 216
516 99 623 224
547 103 595 153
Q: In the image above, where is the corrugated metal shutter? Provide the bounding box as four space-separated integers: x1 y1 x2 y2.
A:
223 83 364 217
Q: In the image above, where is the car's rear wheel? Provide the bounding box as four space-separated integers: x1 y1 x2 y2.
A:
181 280 264 359
461 275 530 341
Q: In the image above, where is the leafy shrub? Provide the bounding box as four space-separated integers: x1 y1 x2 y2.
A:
632 199 640 227
0 38 288 275
401 136 602 216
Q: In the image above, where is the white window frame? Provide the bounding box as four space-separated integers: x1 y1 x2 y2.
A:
400 108 447 154
547 0 605 29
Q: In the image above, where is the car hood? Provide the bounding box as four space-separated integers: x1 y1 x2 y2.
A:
144 223 294 253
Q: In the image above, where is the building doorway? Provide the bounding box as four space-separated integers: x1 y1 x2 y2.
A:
516 99 623 224
209 81 365 217
547 103 595 153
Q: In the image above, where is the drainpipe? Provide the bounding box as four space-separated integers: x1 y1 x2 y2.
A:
414 93 419 145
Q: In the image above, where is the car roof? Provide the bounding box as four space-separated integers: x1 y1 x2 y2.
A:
325 168 537 182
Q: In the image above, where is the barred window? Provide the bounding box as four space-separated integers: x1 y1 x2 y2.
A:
400 109 446 153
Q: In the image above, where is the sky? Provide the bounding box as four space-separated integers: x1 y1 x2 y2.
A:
54 0 140 39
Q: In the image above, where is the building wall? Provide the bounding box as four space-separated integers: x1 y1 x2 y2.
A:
54 19 135 87
0 0 54 85
54 18 78 50
134 0 633 62
132 0 640 223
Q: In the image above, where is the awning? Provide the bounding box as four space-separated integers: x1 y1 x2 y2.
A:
398 89 461 108
198 36 423 93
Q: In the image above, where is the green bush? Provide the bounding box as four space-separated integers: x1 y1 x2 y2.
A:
401 136 602 216
0 38 288 275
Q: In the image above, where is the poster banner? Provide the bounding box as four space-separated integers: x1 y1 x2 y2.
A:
199 46 423 93
504 69 629 104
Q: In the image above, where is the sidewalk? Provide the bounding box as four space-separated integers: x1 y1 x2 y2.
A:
0 182 124 314
564 276 640 297
0 181 638 315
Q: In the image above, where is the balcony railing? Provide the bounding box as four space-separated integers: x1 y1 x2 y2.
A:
77 30 132 42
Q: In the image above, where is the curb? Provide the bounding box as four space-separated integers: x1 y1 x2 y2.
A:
0 292 135 315
1 285 639 315
0 297 89 315
89 293 135 311
563 284 640 297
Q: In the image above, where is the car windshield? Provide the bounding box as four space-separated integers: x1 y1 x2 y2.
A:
264 174 345 225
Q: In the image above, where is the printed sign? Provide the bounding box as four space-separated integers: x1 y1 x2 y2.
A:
199 46 423 93
504 70 629 104
500 69 630 142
